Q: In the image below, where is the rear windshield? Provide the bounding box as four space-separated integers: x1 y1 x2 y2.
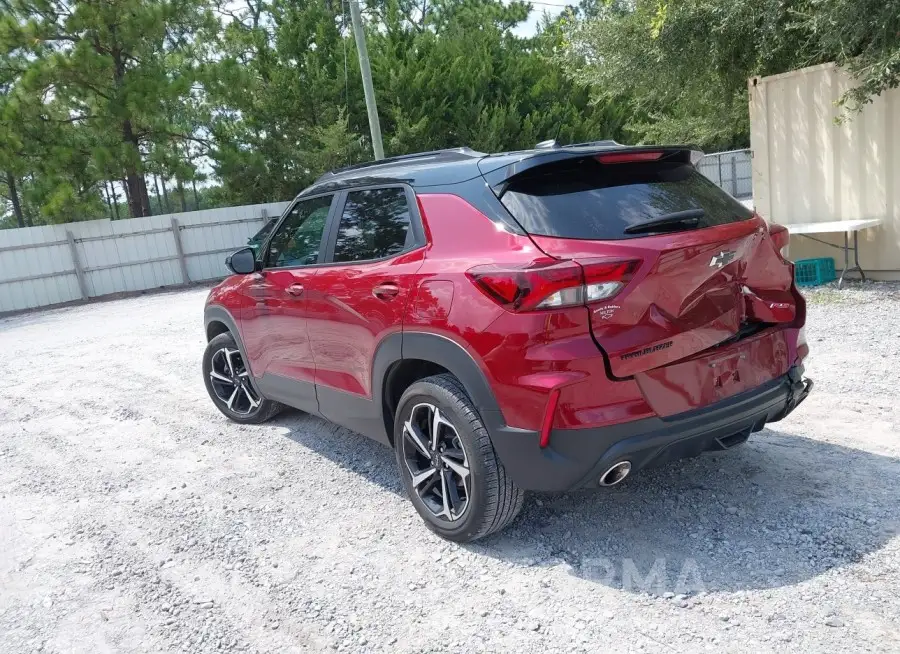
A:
499 158 753 240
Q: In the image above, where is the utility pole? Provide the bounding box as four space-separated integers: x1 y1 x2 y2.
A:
348 0 384 160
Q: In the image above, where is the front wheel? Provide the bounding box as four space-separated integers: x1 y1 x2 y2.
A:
202 332 282 424
394 374 524 542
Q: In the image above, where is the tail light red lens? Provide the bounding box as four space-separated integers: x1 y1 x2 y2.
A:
769 223 789 255
594 151 663 164
467 257 640 312
466 259 582 311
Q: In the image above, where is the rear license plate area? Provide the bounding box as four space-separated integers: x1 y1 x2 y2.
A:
634 328 790 417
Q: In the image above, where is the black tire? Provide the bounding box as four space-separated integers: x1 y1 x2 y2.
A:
202 332 283 424
394 373 524 542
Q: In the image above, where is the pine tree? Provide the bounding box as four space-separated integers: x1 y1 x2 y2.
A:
0 0 216 218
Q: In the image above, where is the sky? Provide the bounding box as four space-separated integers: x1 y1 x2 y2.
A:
512 0 573 36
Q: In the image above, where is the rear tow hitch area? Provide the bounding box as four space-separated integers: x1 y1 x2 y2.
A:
772 365 813 421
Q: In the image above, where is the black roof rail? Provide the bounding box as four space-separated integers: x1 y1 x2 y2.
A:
321 147 485 178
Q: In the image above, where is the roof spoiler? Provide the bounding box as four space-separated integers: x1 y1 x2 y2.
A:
478 144 704 192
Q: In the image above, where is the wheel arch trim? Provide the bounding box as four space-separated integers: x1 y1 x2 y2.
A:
204 305 266 398
374 331 507 437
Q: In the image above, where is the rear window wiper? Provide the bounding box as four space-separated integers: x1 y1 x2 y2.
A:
623 209 705 234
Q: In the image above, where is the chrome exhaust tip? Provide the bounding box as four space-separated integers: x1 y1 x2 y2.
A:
599 461 632 487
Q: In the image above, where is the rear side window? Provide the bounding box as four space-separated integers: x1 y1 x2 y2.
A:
332 188 413 262
500 159 754 240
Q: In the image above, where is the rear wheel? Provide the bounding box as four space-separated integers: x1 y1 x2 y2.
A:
394 374 524 542
202 332 282 424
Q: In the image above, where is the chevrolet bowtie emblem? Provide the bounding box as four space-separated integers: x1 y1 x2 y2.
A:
709 251 737 268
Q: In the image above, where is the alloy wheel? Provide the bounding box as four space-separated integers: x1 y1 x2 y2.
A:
208 348 260 415
402 403 471 522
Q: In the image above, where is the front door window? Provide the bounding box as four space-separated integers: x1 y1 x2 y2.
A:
265 195 333 268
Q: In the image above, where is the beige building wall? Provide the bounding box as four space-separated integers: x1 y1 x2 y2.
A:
749 63 900 279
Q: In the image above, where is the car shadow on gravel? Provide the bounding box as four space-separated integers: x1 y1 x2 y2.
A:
279 414 899 594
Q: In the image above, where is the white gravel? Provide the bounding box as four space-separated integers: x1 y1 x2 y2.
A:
1 281 899 653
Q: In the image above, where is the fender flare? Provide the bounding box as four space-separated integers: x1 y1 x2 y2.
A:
204 305 242 346
203 305 264 397
373 331 508 437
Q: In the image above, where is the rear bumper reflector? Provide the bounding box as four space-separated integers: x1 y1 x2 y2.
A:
539 389 561 448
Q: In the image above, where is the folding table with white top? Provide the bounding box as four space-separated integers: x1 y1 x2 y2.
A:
784 219 883 288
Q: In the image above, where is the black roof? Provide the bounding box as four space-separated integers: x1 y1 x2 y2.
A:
302 147 487 196
321 147 485 178
299 141 699 198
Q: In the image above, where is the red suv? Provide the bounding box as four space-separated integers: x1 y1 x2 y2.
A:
203 143 812 542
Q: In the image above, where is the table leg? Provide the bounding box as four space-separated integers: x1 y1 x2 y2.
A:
838 231 867 288
838 232 850 288
853 231 867 282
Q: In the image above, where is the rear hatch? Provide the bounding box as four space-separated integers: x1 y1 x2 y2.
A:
483 147 799 408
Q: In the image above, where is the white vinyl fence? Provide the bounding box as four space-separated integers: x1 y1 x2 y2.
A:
0 202 289 314
697 149 753 199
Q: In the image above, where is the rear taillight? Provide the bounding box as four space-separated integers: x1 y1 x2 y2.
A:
466 259 582 311
769 223 789 256
581 259 640 303
467 258 639 312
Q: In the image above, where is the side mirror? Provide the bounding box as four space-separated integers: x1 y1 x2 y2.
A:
225 247 258 275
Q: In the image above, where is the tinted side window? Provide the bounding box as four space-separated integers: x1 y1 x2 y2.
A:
333 188 413 263
249 218 277 244
500 160 754 240
265 195 333 268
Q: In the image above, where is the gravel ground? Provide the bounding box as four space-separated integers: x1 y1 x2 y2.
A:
1 281 899 653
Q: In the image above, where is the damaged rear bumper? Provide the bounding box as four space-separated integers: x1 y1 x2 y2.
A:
489 365 813 492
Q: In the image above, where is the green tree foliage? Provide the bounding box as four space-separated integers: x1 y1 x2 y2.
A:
368 0 628 156
1 0 215 221
206 0 364 204
804 0 900 113
3 0 896 228
559 0 900 150
204 0 627 204
1 43 104 225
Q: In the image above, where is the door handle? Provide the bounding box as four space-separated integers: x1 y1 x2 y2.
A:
373 282 400 299
286 283 304 297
